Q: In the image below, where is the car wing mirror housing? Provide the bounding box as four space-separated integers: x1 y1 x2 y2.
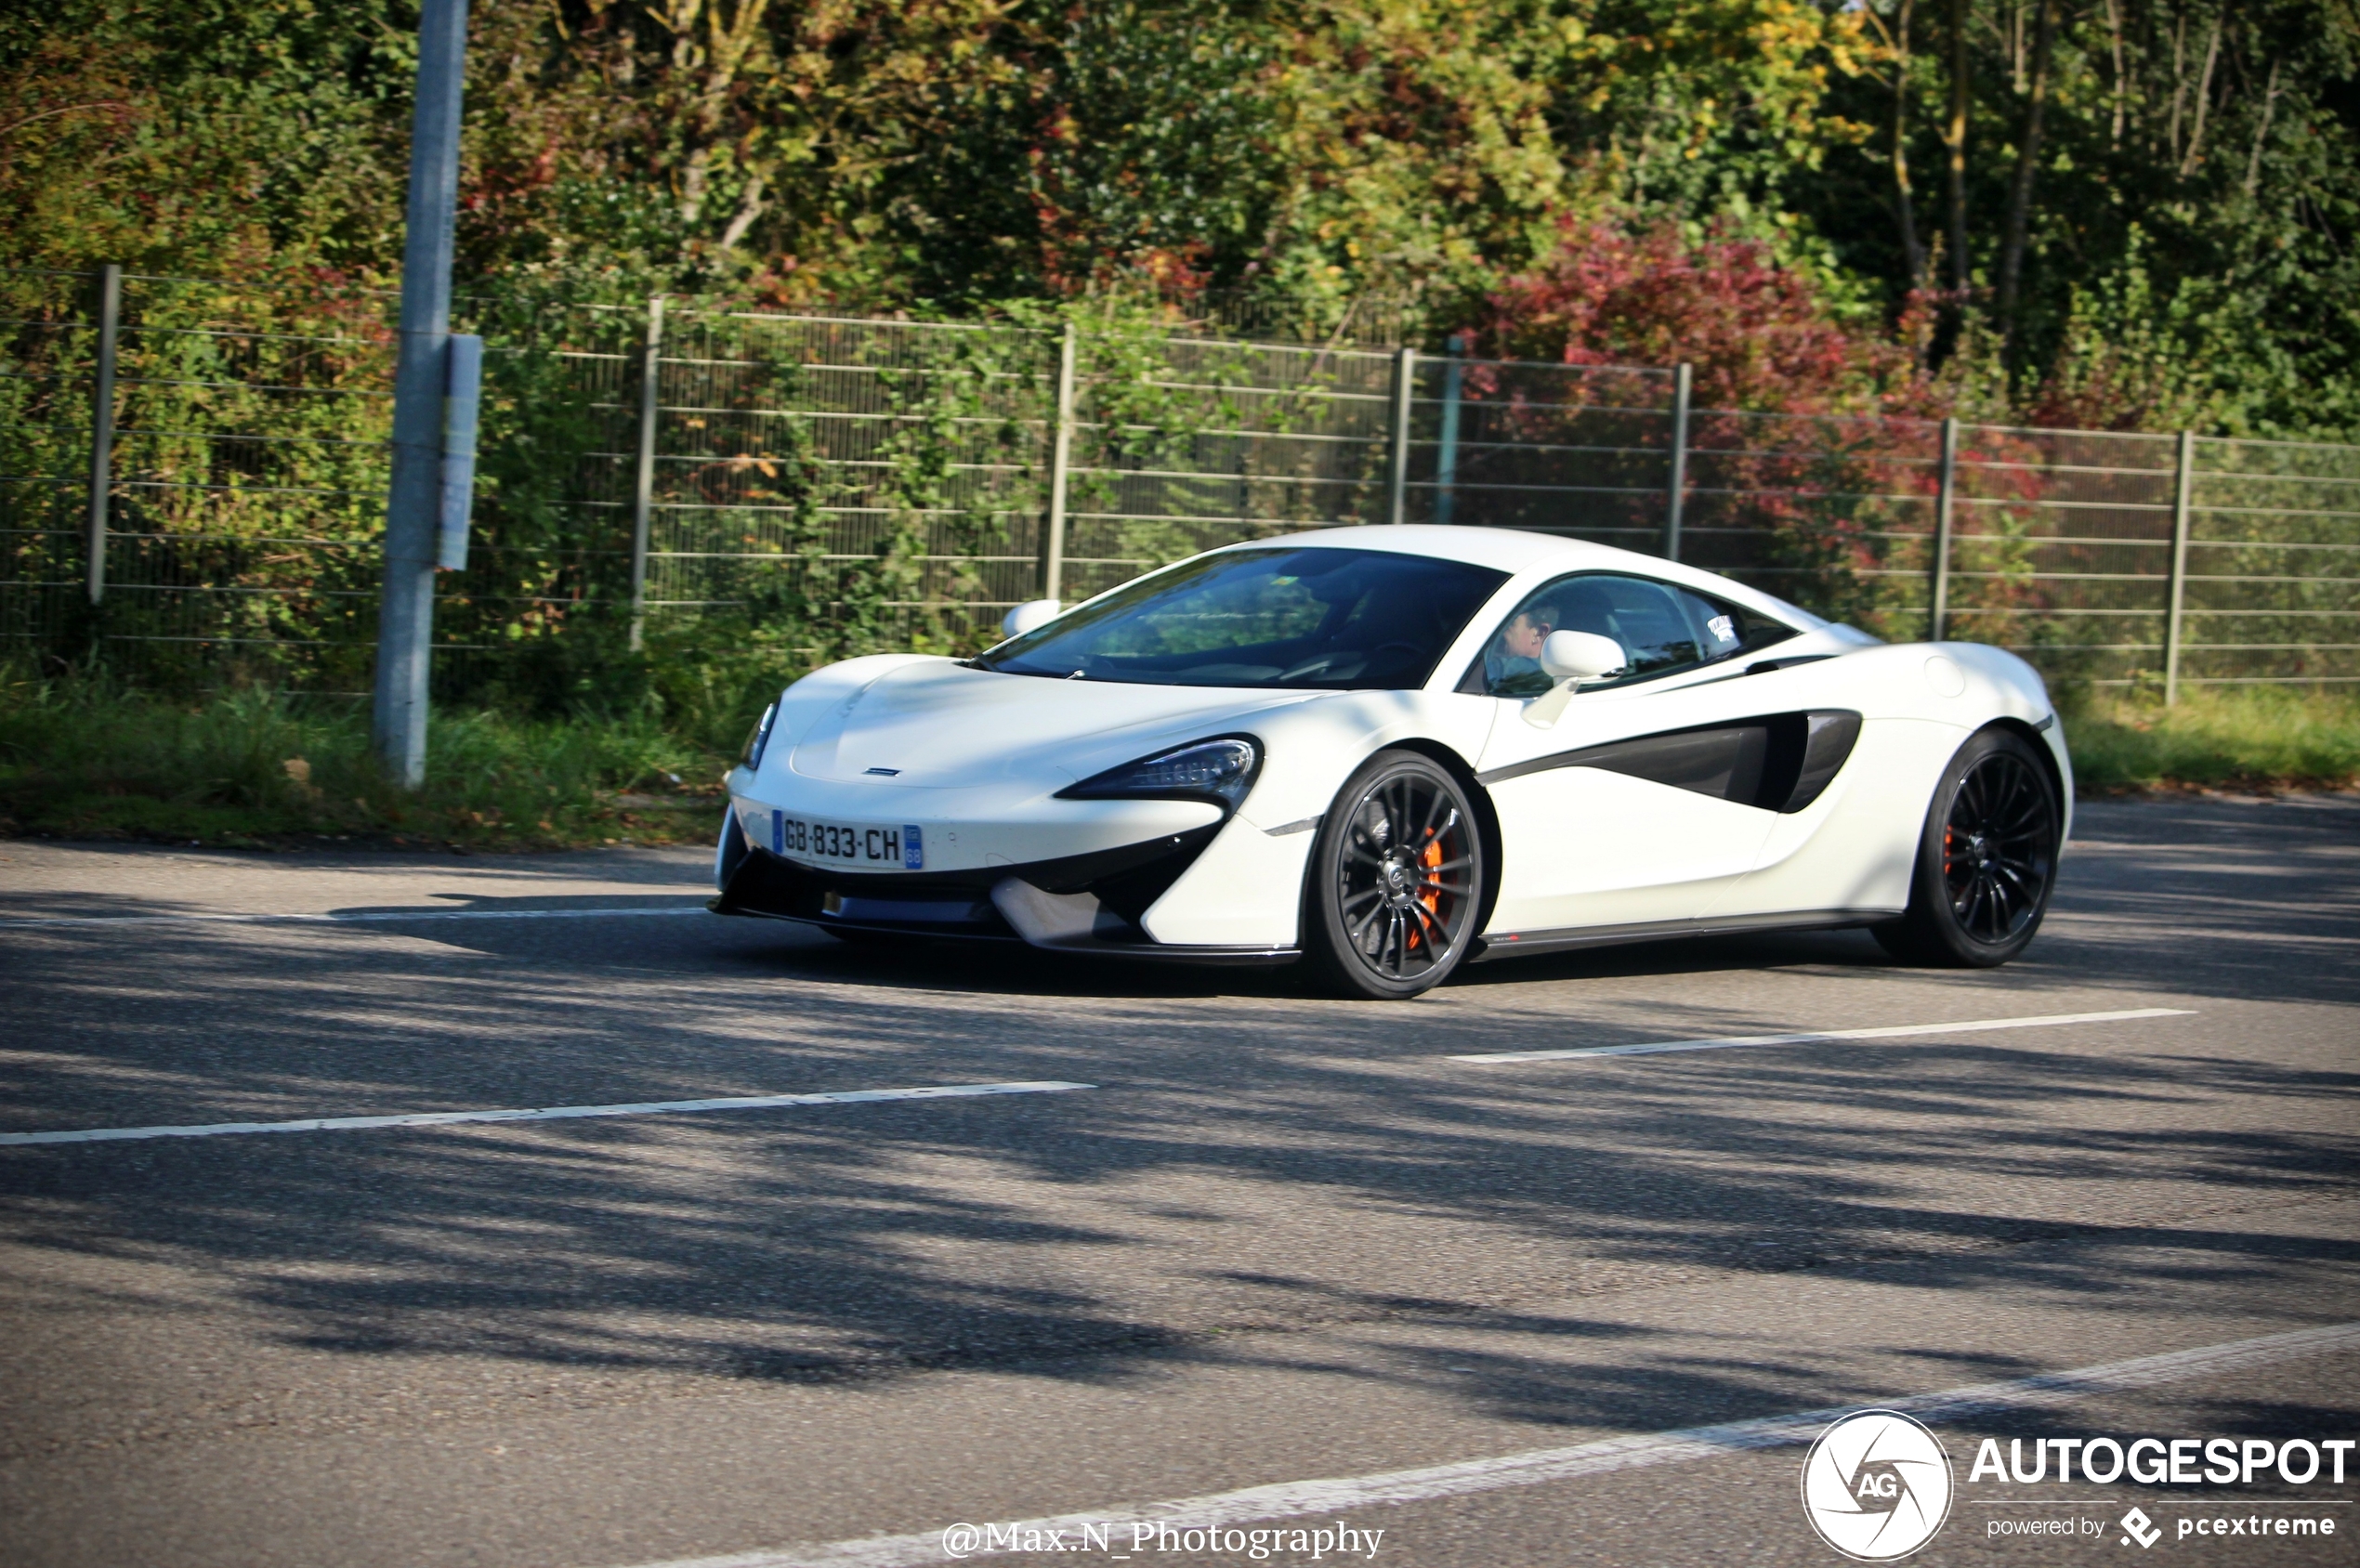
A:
1525 631 1628 726
1541 630 1625 681
1001 598 1060 639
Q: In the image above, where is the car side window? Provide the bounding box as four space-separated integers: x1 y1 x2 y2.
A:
1462 573 1798 697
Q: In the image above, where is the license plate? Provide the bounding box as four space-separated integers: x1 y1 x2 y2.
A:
772 810 924 869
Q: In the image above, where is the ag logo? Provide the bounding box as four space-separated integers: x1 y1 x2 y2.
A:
1800 1409 1954 1561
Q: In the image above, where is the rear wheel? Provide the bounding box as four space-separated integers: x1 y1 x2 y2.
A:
1305 751 1487 1000
1874 727 2060 967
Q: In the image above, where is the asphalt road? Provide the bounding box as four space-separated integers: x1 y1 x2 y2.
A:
1 792 2354 1568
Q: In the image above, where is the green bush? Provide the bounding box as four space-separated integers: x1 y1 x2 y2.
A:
0 663 729 847
2064 686 2360 793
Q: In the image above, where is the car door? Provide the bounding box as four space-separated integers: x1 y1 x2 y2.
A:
1468 571 1848 940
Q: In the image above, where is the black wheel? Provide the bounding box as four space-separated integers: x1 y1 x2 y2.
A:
1305 751 1487 1000
1874 727 2060 967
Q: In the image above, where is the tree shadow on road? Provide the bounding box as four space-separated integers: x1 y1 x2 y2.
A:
0 794 2353 1444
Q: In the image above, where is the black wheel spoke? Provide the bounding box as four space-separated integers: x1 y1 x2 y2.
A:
1406 898 1447 942
1419 787 1449 841
1991 859 2039 894
1984 877 2015 934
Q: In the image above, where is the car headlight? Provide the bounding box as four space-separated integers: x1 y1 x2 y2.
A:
1057 736 1261 813
742 699 780 771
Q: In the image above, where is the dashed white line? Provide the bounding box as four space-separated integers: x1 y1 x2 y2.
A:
0 1081 1095 1147
606 1321 2360 1568
1449 1007 2195 1064
0 905 713 931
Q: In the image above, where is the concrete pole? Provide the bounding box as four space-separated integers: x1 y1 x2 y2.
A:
2163 429 2196 705
1435 335 1464 526
629 294 664 650
1386 347 1416 525
1661 362 1692 561
1041 321 1077 601
1930 416 1960 641
371 0 469 787
84 264 121 608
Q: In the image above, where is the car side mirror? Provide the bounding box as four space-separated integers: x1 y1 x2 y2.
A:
1001 598 1060 639
1524 631 1628 727
1540 630 1626 682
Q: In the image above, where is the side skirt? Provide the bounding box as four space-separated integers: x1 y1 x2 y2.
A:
1471 908 1898 962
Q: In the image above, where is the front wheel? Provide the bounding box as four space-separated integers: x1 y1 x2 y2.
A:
1874 726 2060 967
1304 751 1488 1000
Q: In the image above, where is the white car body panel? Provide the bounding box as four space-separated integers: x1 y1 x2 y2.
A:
1722 716 1966 919
714 525 2069 970
1139 815 1318 947
1488 771 1777 932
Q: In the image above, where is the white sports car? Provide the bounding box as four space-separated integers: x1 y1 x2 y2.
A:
714 526 2070 999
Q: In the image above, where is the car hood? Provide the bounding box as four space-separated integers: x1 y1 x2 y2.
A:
786 659 1320 787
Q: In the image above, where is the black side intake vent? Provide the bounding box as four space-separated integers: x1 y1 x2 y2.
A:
1478 710 1862 814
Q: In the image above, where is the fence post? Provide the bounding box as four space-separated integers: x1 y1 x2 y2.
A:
2164 428 2196 705
628 294 664 651
1435 335 1465 526
1386 346 1416 525
1661 361 1691 561
84 264 122 608
1041 321 1078 601
1930 416 1960 641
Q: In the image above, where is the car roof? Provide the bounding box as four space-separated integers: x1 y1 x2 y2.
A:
1221 525 1614 575
1217 526 1829 630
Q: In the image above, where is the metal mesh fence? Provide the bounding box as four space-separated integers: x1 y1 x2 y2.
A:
0 268 92 651
1940 425 2184 687
5 267 2355 697
2183 438 2360 686
1 268 397 688
1062 334 1397 602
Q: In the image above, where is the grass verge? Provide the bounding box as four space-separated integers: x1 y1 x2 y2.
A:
3 674 2352 853
0 673 732 850
2063 686 2360 793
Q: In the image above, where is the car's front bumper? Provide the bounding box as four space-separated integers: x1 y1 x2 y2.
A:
711 812 1300 964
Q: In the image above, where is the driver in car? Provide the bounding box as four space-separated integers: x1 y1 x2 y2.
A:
1483 601 1559 694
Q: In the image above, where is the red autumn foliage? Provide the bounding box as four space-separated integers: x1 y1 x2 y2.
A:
1477 217 1921 417
1460 216 1973 626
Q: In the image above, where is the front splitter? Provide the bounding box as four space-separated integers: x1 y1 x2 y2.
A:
712 835 1298 967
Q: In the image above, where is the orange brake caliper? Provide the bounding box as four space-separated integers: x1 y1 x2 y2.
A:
1418 836 1446 931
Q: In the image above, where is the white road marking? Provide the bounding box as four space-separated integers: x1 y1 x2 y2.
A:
0 1081 1095 1147
0 905 713 931
1449 1006 2195 1064
610 1321 2360 1568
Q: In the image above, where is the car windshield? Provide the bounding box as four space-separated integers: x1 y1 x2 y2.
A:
972 547 1510 689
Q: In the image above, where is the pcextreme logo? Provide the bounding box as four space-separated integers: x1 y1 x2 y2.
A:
1800 1410 1956 1561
